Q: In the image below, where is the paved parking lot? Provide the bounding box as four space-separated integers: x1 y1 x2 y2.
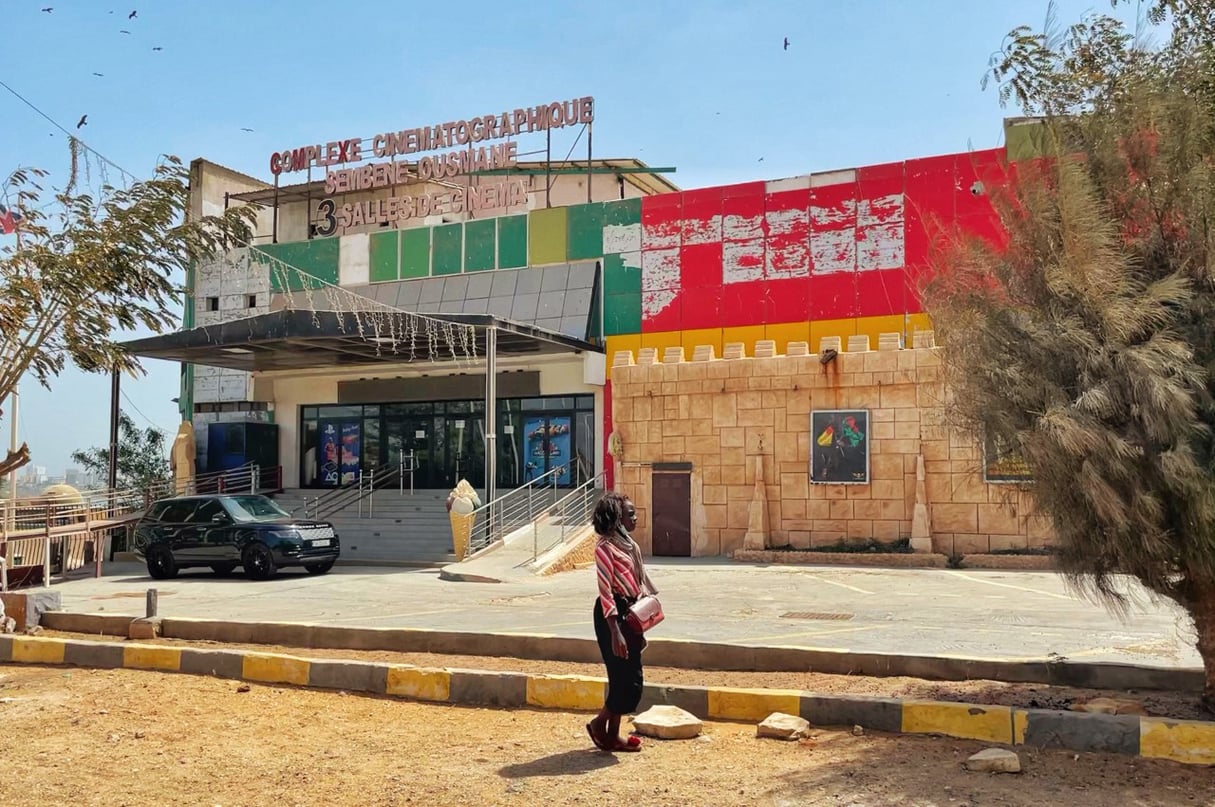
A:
49 559 1201 668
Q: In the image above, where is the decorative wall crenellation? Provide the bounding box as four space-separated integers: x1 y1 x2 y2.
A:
608 331 1054 559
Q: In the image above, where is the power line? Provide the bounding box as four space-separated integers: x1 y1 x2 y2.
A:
0 76 136 181
119 387 172 436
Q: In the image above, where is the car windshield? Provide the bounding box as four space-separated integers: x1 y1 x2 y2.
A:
221 495 291 522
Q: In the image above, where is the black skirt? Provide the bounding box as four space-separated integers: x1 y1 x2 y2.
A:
592 595 646 714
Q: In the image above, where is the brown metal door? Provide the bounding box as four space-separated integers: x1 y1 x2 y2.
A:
651 472 691 557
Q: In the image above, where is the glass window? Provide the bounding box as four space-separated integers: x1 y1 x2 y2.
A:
188 499 227 524
300 420 319 487
446 400 471 414
223 495 292 522
384 403 434 417
303 407 318 420
159 500 198 523
317 405 364 418
576 395 594 410
363 418 381 469
362 405 380 415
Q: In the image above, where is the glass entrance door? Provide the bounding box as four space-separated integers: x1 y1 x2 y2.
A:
318 420 361 487
443 415 485 491
385 417 439 489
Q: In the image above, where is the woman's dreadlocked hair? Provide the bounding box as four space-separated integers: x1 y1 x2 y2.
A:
593 491 629 536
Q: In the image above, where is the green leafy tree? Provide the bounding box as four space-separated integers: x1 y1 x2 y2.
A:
70 412 169 490
925 0 1215 707
0 143 257 479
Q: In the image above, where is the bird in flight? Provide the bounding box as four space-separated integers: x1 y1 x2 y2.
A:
129 10 137 19
240 128 254 133
783 37 789 50
76 115 88 129
152 46 163 51
92 72 104 77
41 7 53 12
119 29 130 34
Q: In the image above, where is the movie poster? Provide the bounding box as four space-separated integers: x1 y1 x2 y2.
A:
810 410 870 484
983 433 1033 483
320 424 341 487
340 422 361 485
524 416 572 482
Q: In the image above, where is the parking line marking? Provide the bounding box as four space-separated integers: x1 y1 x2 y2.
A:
947 571 1075 601
805 575 875 595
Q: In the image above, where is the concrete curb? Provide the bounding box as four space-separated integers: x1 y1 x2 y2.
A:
1 634 1213 766
39 612 1204 693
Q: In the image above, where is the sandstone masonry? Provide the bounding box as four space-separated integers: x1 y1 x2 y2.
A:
608 332 1054 557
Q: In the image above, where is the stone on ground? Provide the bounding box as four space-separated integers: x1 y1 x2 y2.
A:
631 705 703 740
757 712 811 740
1069 696 1147 716
964 748 1022 774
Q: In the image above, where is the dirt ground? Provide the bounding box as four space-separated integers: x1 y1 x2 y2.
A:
43 630 1211 721
1 665 1211 807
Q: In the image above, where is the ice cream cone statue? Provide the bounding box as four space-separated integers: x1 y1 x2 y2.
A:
170 421 197 495
446 479 482 560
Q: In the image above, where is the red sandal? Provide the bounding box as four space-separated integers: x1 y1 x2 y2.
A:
612 735 642 752
586 721 610 751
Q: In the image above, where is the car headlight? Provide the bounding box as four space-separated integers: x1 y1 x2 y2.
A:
267 529 300 540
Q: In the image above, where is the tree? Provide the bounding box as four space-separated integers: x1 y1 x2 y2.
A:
924 0 1215 708
70 412 169 490
0 143 257 479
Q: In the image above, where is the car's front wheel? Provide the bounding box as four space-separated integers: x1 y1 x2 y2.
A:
242 543 277 581
146 545 178 580
304 560 335 575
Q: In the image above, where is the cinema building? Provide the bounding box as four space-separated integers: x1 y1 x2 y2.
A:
123 101 1051 561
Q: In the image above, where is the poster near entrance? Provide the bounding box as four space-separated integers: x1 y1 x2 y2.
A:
340 422 361 485
524 416 572 482
320 423 341 486
810 410 870 484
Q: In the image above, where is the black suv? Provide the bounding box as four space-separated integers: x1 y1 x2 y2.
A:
133 494 340 581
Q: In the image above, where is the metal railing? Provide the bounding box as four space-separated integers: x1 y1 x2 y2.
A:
465 458 590 556
526 470 606 565
297 452 415 521
0 463 284 591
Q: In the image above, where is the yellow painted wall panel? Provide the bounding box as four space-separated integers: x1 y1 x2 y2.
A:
640 330 683 354
681 328 723 358
809 317 858 352
721 325 766 356
765 321 811 355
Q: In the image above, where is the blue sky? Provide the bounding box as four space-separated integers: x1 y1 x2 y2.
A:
0 0 1145 477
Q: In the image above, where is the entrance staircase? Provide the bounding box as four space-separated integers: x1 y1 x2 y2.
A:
273 488 458 566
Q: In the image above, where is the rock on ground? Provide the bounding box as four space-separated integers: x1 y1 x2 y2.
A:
964 748 1022 774
757 712 811 740
1070 697 1147 716
632 705 703 740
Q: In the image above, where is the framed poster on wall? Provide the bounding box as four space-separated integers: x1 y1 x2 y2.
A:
811 410 870 484
983 432 1033 483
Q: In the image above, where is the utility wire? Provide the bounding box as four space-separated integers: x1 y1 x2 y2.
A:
119 387 172 436
0 76 137 181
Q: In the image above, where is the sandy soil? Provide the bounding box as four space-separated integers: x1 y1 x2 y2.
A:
42 630 1212 722
1 664 1210 807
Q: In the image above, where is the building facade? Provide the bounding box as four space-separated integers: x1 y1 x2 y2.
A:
140 111 1032 556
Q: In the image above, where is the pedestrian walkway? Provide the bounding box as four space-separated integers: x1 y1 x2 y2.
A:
47 559 1200 669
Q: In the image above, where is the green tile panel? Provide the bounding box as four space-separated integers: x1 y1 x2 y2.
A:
432 223 464 276
603 252 642 295
604 292 641 336
261 238 340 292
566 202 604 260
400 227 431 279
528 207 568 266
465 219 497 271
497 215 528 269
603 197 642 227
369 231 399 283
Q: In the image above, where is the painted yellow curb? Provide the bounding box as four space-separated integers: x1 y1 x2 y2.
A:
123 645 182 672
706 687 802 721
1140 717 1215 765
242 652 311 686
525 674 606 711
11 636 66 665
902 701 1013 744
386 666 451 702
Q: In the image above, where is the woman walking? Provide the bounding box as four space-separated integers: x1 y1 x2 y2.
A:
586 492 659 752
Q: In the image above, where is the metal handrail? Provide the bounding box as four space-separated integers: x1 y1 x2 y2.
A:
528 471 606 564
466 457 588 554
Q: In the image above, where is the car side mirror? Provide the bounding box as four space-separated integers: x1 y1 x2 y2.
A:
211 513 229 524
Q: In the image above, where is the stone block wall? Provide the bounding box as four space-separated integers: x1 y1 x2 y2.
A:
609 333 1054 558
